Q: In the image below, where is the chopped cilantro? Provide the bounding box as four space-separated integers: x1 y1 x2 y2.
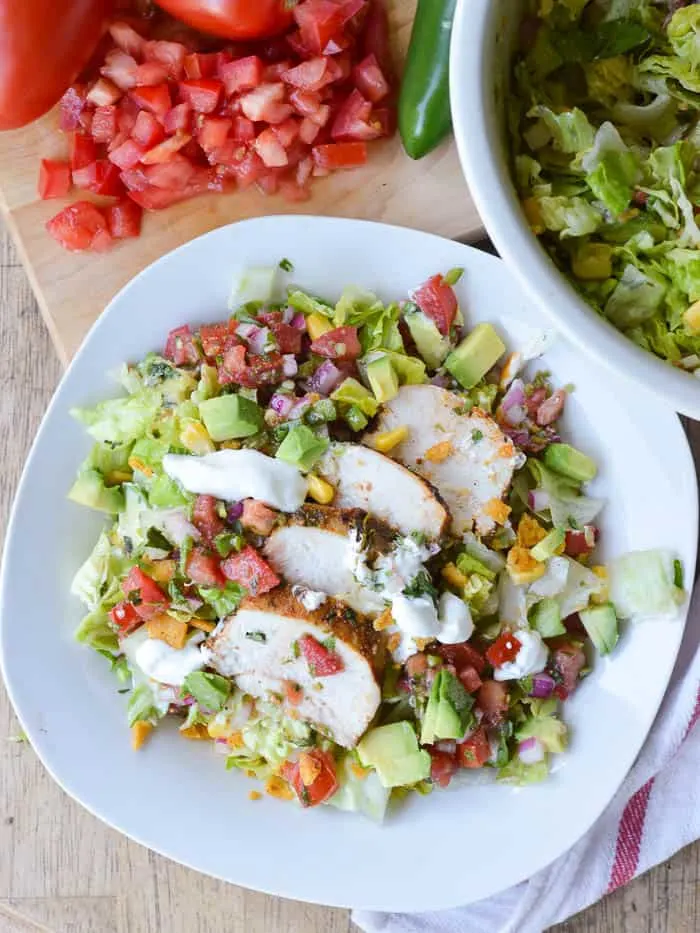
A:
443 267 464 286
245 631 267 644
403 570 438 603
322 636 336 652
279 258 294 272
674 559 684 589
471 429 483 442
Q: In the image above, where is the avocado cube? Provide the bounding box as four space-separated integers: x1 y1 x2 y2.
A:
445 323 506 390
357 721 431 788
68 469 125 514
199 394 262 442
543 443 597 483
579 602 618 655
331 377 379 416
530 597 565 637
276 424 328 472
403 308 451 369
366 354 399 403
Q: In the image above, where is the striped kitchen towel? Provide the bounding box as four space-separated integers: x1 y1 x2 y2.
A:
353 588 700 933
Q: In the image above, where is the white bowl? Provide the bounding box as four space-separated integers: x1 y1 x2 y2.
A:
0 217 696 910
450 0 700 420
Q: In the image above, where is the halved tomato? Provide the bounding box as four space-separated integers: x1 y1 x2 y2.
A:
312 141 367 170
155 0 295 41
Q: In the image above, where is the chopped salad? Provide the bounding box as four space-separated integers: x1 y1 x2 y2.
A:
509 0 700 375
69 261 685 820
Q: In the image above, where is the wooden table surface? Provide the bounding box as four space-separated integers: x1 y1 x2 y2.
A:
0 218 698 933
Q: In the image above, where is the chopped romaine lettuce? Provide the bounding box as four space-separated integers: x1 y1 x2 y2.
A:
608 550 686 620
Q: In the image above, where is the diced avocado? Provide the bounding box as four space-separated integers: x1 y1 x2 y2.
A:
68 468 125 514
331 377 379 416
543 443 597 483
276 424 328 472
530 597 566 637
421 670 474 743
579 602 619 655
343 405 369 432
199 394 262 442
403 308 451 369
357 721 431 788
445 323 506 390
530 528 566 562
380 350 427 385
456 551 497 581
366 355 399 404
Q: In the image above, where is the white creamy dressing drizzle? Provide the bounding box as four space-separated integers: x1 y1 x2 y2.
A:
291 584 328 612
347 532 474 661
162 449 307 512
493 629 548 682
123 627 207 688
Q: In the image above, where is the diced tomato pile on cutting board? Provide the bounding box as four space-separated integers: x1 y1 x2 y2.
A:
42 0 394 252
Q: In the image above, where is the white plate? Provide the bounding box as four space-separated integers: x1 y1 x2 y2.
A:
450 0 700 420
0 217 696 911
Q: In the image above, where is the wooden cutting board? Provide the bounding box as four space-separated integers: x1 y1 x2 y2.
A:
0 0 483 364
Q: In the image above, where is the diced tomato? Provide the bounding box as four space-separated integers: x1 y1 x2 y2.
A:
289 89 323 119
429 749 459 787
199 321 237 358
220 56 264 95
369 106 394 137
310 325 361 360
130 110 165 150
458 665 483 694
458 727 491 769
101 49 139 91
127 185 188 210
219 341 283 387
105 200 143 239
144 155 197 189
38 160 71 200
353 53 390 103
184 51 219 80
143 40 187 80
72 160 125 198
272 117 300 148
198 116 231 153
192 494 226 543
281 749 339 807
312 141 367 170
485 631 522 668
284 680 304 706
164 102 193 135
272 321 303 354
186 547 226 587
60 85 87 132
475 680 509 726
134 62 171 87
120 167 150 192
412 274 459 336
257 170 281 196
121 566 169 621
87 77 123 108
550 641 586 698
281 57 332 92
179 79 223 114
436 641 487 674
294 0 364 55
255 127 289 168
240 499 279 536
565 526 598 558
299 633 345 676
164 323 201 365
130 84 172 119
108 138 147 171
221 545 281 596
109 21 146 58
110 600 142 635
46 201 112 253
239 82 287 122
299 118 321 145
230 116 256 142
331 88 382 141
363 0 393 76
141 133 193 165
91 105 119 145
71 133 98 171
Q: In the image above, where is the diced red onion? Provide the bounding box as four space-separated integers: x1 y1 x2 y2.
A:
529 672 555 698
528 489 550 512
158 510 200 545
227 501 244 522
282 306 295 324
503 403 527 426
434 739 457 755
291 312 306 331
307 359 344 396
270 392 295 416
282 354 298 377
501 378 525 413
518 736 545 764
288 396 313 420
184 596 203 612
215 737 229 745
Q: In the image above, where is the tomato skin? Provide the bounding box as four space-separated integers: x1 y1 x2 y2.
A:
458 727 491 769
429 749 459 787
38 160 72 200
310 325 361 360
281 749 339 807
413 274 458 336
121 567 169 621
155 0 294 41
164 324 201 365
299 634 345 677
0 0 111 131
312 141 367 170
221 545 280 596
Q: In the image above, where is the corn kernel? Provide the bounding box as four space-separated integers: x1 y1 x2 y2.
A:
131 721 152 751
424 440 453 463
307 313 333 340
684 300 700 334
265 775 295 800
299 752 322 787
249 790 262 801
307 473 335 504
522 197 544 234
207 718 229 740
128 456 153 478
180 421 214 455
506 546 546 585
442 562 468 589
373 425 409 453
180 724 209 740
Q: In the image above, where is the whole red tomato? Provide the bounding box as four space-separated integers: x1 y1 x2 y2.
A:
0 0 111 131
154 0 295 40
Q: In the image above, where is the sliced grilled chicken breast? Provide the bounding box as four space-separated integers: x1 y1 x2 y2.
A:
365 385 521 536
263 505 387 615
204 587 384 748
316 442 449 539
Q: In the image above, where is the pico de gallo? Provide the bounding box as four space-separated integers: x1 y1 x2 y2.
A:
68 262 686 820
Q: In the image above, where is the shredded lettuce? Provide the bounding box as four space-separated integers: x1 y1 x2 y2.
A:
327 755 391 822
72 389 162 444
608 549 686 620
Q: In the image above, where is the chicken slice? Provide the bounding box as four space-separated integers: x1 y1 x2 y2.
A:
315 443 449 540
364 385 521 536
203 586 385 748
263 505 388 615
